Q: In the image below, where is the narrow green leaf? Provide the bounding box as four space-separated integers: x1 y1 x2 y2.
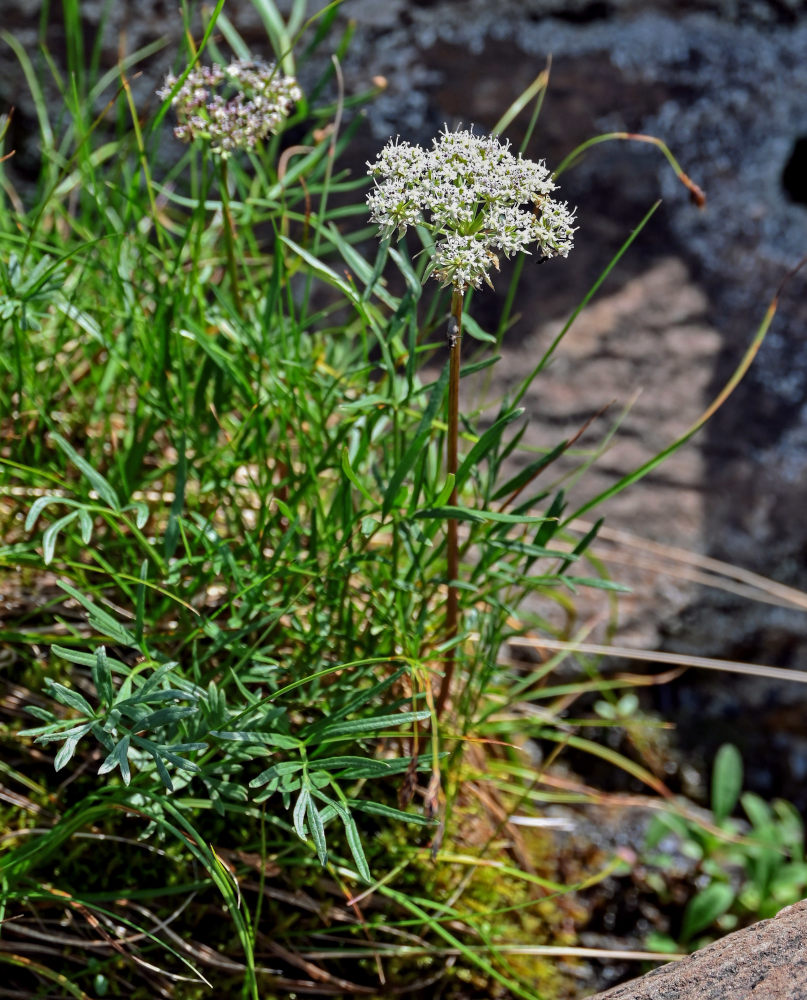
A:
131 501 149 529
280 236 356 301
92 646 114 707
681 882 734 942
341 809 371 882
54 731 85 771
77 506 93 544
388 245 422 299
24 494 60 530
339 394 390 414
337 226 400 307
309 756 393 775
44 680 94 717
50 432 120 510
491 447 565 501
565 257 775 527
51 644 129 675
513 202 661 410
138 705 196 729
460 355 500 378
293 786 310 841
153 753 174 791
382 362 450 516
742 791 773 831
164 437 186 559
492 67 549 135
309 667 407 729
211 730 301 750
558 517 603 574
250 760 304 788
56 581 136 646
306 795 329 865
134 559 148 645
160 751 201 774
20 706 56 725
341 447 374 503
455 408 524 491
560 575 632 593
29 722 91 742
348 799 436 826
312 709 430 741
132 736 174 790
133 661 178 700
432 473 455 508
712 743 743 824
415 506 549 525
42 511 77 564
98 735 131 784
461 312 496 343
250 0 294 71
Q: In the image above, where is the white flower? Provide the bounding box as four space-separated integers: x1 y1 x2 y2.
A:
367 125 577 290
158 58 301 157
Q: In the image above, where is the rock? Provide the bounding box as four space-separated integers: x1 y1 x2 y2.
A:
469 256 721 648
587 899 807 999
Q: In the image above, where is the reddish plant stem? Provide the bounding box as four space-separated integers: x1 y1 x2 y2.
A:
436 287 464 718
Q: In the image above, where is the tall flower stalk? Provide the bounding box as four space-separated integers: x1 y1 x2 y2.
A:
367 126 577 716
158 58 301 313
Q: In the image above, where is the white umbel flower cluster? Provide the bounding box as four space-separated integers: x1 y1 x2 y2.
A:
367 126 577 291
158 59 301 157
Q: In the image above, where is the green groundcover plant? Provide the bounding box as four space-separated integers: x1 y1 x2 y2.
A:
0 2 801 998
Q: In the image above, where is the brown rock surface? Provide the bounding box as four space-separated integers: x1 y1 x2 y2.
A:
588 900 807 1000
460 255 720 646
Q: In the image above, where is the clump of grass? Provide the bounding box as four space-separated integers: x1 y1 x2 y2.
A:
0 1 796 997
